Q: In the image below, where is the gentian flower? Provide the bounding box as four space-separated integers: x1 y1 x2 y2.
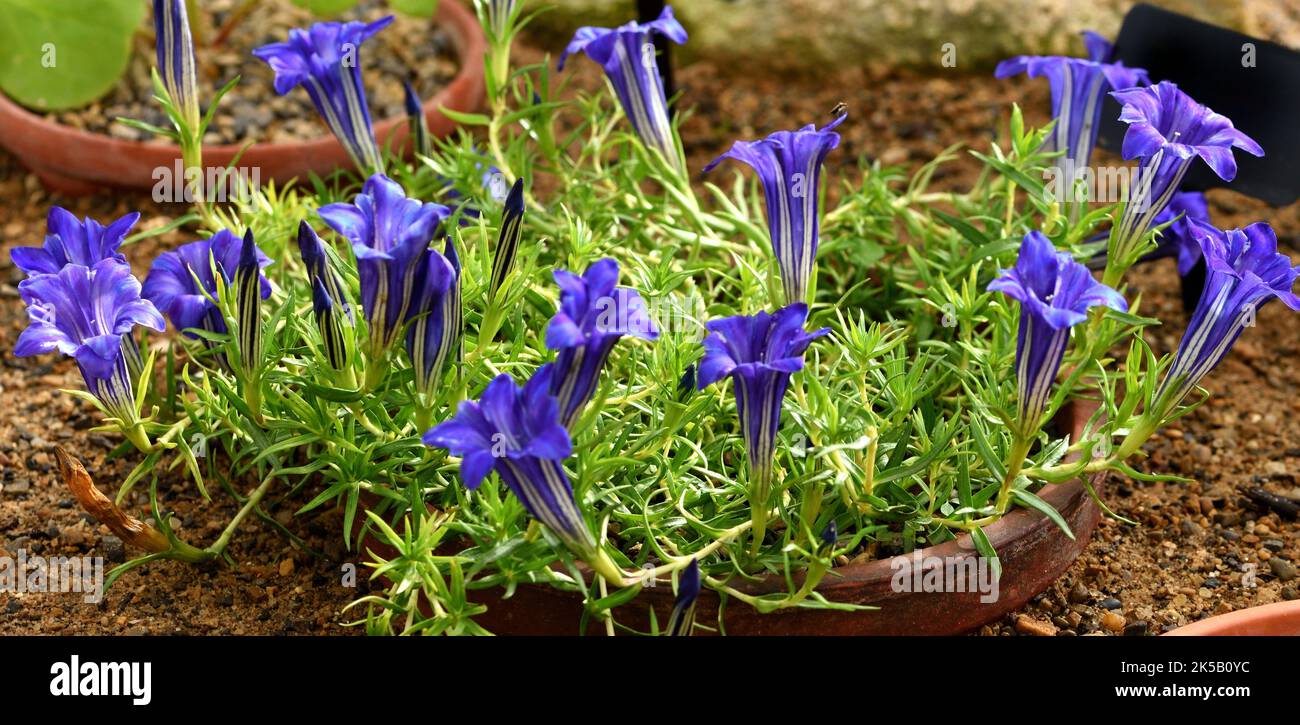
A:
298 221 354 375
15 259 165 427
253 17 394 174
402 80 432 158
153 0 201 131
1108 82 1263 268
406 239 461 401
1151 191 1211 276
485 0 518 38
704 113 845 305
995 31 1148 195
423 367 597 558
697 303 828 551
311 278 349 371
676 363 696 402
1152 221 1300 416
665 559 699 637
820 519 838 552
296 220 351 318
318 174 452 374
558 6 688 172
490 177 525 297
11 207 138 277
545 259 659 429
234 229 264 374
142 229 272 339
989 231 1127 437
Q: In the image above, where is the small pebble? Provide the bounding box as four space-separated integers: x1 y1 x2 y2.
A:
1068 582 1090 604
1101 611 1126 633
1098 597 1122 610
101 536 125 564
1269 558 1297 582
1123 621 1148 637
1216 511 1242 527
1014 615 1057 637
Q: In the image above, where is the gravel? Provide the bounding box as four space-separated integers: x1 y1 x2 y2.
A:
48 0 459 146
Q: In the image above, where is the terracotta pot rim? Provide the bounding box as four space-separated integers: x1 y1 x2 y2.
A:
743 470 1104 598
366 402 1106 634
602 402 1104 601
0 0 485 189
1164 600 1300 636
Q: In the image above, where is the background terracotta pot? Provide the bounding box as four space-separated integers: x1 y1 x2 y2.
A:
370 403 1107 636
0 1 485 196
1164 600 1300 636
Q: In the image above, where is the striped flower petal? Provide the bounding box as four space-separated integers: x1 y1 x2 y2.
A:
705 114 844 305
253 17 393 173
559 6 687 172
989 231 1127 434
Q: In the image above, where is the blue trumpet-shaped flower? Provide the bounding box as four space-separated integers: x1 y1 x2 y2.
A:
296 220 352 322
996 32 1148 186
423 367 596 557
820 519 838 551
559 6 688 172
253 17 393 173
318 174 452 368
312 277 349 371
406 239 461 399
698 303 828 550
402 80 432 158
545 259 659 429
11 207 138 277
142 229 272 339
234 229 264 374
704 114 845 305
490 177 525 296
666 559 699 636
1154 221 1300 414
676 362 696 402
153 0 201 130
1109 82 1262 264
989 231 1127 435
15 259 165 423
1152 191 1211 276
486 0 518 37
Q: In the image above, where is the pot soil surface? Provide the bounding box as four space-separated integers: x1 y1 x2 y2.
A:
42 0 459 147
1 49 1297 635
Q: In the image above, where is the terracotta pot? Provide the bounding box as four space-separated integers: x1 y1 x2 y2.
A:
367 403 1106 635
0 1 485 195
1164 600 1300 636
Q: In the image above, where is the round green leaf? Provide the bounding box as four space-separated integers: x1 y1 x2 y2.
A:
291 0 363 16
389 0 438 17
0 0 145 111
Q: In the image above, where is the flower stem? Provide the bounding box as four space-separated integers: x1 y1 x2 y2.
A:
1114 412 1159 461
748 460 774 557
994 435 1034 514
205 473 276 557
123 421 155 455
